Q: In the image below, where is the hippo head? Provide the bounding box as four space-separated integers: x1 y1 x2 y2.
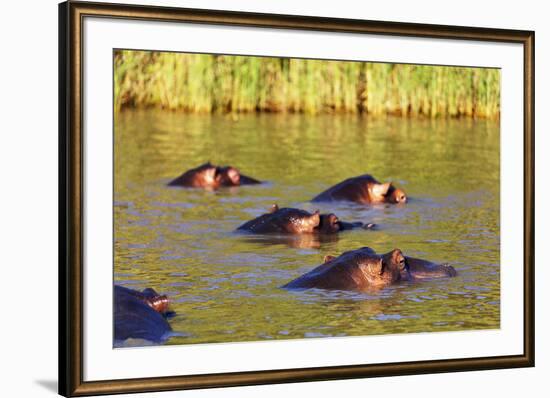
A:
317 213 369 233
216 166 241 186
145 294 170 314
318 213 342 233
388 187 407 204
358 248 408 286
141 288 170 314
371 182 407 204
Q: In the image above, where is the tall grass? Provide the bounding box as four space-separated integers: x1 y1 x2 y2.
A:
114 50 500 118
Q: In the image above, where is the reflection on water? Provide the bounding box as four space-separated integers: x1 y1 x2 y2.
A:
114 110 500 346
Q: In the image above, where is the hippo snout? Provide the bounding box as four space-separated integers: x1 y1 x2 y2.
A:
442 263 458 277
394 191 407 204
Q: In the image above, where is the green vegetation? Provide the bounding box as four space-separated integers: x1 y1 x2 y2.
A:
114 50 500 118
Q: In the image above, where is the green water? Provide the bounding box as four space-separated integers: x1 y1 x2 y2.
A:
114 109 500 346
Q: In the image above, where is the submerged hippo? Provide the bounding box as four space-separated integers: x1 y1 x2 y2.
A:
236 204 374 234
168 162 261 189
114 285 173 343
282 247 407 290
312 174 407 204
282 247 457 291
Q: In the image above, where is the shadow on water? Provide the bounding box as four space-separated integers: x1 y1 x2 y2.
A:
235 231 342 250
114 110 500 346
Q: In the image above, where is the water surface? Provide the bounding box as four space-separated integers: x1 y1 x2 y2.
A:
114 110 500 346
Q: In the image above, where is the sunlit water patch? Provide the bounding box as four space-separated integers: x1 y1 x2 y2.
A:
114 110 500 346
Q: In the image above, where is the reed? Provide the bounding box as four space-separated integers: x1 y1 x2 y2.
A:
114 50 500 118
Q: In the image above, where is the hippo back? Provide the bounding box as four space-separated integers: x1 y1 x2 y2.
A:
282 247 379 290
167 162 215 187
312 175 378 203
239 174 262 185
237 208 318 234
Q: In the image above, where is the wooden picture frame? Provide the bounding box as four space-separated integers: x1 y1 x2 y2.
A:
59 1 534 396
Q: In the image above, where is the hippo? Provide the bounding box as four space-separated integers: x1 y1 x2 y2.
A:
236 204 374 234
282 247 457 291
168 162 261 189
114 285 173 343
312 174 407 204
282 247 407 290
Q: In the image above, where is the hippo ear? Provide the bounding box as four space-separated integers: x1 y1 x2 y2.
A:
269 204 279 213
311 210 321 226
226 167 240 184
323 255 336 263
372 182 392 197
376 258 386 275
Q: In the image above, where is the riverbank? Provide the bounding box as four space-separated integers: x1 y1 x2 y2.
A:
114 50 500 119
